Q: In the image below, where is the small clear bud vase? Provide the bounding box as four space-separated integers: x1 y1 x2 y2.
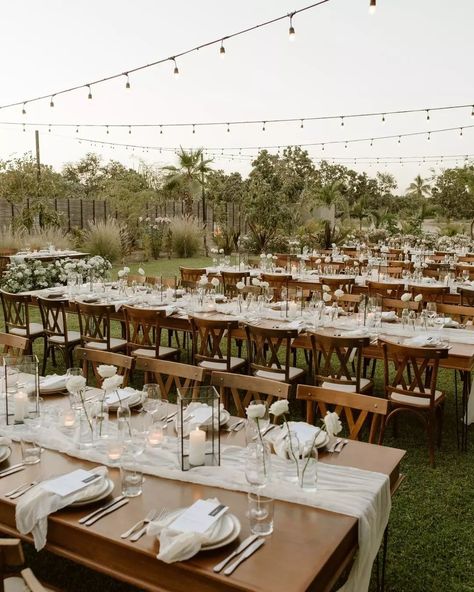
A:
117 404 132 443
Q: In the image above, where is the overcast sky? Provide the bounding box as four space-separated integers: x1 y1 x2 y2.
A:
0 0 473 192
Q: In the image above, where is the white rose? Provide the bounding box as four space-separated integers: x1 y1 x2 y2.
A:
198 275 208 286
331 243 336 248
324 256 331 263
267 253 273 259
323 411 342 437
401 293 412 302
102 375 123 392
272 255 278 260
334 289 344 299
414 294 423 302
252 278 261 286
97 364 117 378
260 253 266 259
236 281 245 290
269 399 289 417
315 258 321 264
219 248 224 254
117 270 125 278
323 292 332 302
354 261 359 267
246 403 266 420
211 277 220 287
260 281 269 288
322 285 331 292
123 266 130 274
66 375 86 393
138 267 145 276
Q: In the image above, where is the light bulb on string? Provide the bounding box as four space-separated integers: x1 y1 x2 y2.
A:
49 95 55 108
22 123 25 132
321 143 325 151
172 58 179 78
381 113 386 123
460 127 463 137
192 124 196 134
160 126 163 135
426 109 430 121
124 73 130 89
340 116 344 127
288 13 296 41
398 136 401 144
48 124 51 133
128 126 131 135
227 123 230 133
369 0 376 15
300 119 304 129
370 139 373 147
262 121 266 132
344 141 348 149
87 85 93 100
471 105 474 118
76 126 79 134
106 125 109 135
22 102 27 115
427 131 430 141
219 40 226 58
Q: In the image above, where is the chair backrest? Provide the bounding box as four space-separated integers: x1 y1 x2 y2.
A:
296 385 388 443
435 303 474 324
123 305 166 357
211 371 290 417
221 271 250 297
459 287 474 307
0 332 29 360
0 290 31 335
336 293 362 313
76 302 115 349
127 274 146 286
380 339 448 408
381 297 420 313
245 324 298 382
180 267 207 286
311 331 370 391
76 347 133 387
455 264 474 279
135 356 205 399
0 537 24 572
260 274 292 300
320 277 355 292
37 297 70 344
409 285 449 303
190 316 239 371
385 266 403 278
367 281 404 299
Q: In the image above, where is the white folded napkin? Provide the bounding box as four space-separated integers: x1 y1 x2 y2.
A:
147 497 226 563
339 329 369 338
381 311 397 321
271 422 321 459
16 466 108 551
40 374 67 391
404 335 440 347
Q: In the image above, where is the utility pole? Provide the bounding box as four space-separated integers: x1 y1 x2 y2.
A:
35 129 43 228
201 152 208 256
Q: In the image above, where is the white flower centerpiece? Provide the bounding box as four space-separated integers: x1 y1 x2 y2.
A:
98 365 124 439
246 402 269 475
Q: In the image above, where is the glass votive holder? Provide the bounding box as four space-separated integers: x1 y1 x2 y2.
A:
106 439 124 465
248 492 274 536
120 456 144 498
61 409 77 430
20 438 41 465
147 425 165 447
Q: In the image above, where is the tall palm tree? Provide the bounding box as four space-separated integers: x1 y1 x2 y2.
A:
406 175 431 199
311 180 345 248
162 148 213 216
350 197 370 231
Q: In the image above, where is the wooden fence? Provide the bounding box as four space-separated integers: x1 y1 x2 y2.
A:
0 198 247 233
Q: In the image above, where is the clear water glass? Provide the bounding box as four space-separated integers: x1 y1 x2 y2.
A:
20 438 41 465
248 493 274 536
120 455 144 497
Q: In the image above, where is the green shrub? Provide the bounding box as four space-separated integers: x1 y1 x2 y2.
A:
83 219 125 263
169 216 203 258
26 228 72 251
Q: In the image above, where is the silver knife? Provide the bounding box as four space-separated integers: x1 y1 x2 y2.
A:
84 498 129 527
4 480 31 497
79 495 125 524
9 481 38 499
0 463 24 476
213 534 259 573
233 421 246 432
0 466 25 479
223 538 265 576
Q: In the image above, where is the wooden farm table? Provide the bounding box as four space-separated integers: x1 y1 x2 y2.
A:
0 395 405 592
11 251 89 263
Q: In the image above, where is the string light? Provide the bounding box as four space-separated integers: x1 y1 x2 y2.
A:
219 40 226 58
48 124 51 133
227 123 230 133
76 126 79 133
370 139 373 147
398 135 401 144
128 125 131 134
22 102 26 115
124 73 130 89
87 85 92 100
106 125 109 135
369 0 376 15
288 13 296 41
471 105 474 118
340 116 344 127
22 123 25 132
192 124 196 134
262 121 266 131
172 58 179 78
381 113 386 123
460 127 463 137
49 96 55 108
160 125 163 134
300 119 304 129
427 131 430 141
426 109 430 121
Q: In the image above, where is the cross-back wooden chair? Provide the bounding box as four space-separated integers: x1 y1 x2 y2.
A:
0 333 29 363
455 264 474 280
310 331 373 393
190 316 246 373
134 356 205 399
409 285 449 304
76 347 133 388
127 274 146 286
260 274 291 300
459 287 474 307
122 305 179 361
180 267 207 289
380 338 448 467
435 303 474 325
367 281 404 299
37 297 80 374
76 302 127 352
296 385 388 443
0 290 45 356
211 371 290 418
457 255 474 263
221 271 250 298
245 324 304 384
381 298 421 313
333 293 361 313
320 276 356 292
0 538 53 591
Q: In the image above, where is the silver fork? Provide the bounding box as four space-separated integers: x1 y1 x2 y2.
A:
120 508 158 539
224 420 245 432
9 481 39 499
129 507 168 542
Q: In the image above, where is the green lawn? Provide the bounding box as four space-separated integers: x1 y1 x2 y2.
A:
5 257 474 591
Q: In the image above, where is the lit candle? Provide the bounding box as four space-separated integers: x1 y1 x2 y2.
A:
106 441 124 463
63 410 76 428
147 427 164 446
189 426 206 466
14 391 28 422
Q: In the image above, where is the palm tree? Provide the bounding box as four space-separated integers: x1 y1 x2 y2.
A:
310 180 345 248
162 148 213 215
350 197 370 231
406 175 431 199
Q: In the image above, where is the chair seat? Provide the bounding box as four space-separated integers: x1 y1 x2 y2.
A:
50 330 81 345
5 576 53 592
255 365 304 382
84 337 127 352
10 323 43 337
321 377 372 393
199 356 246 371
391 387 444 408
132 346 178 359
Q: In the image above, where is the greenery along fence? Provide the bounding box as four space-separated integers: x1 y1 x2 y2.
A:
0 198 247 234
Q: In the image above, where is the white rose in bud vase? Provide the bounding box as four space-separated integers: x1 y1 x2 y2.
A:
401 293 412 302
123 267 130 274
272 255 278 260
211 277 220 287
236 281 245 290
252 278 261 286
102 375 123 393
324 256 331 263
267 253 273 260
260 253 266 259
334 289 344 299
269 399 289 417
331 243 336 248
315 258 321 265
414 294 423 302
246 403 266 420
354 261 359 267
198 275 208 286
323 411 342 437
66 376 86 393
97 365 117 378
322 285 331 293
323 292 332 303
117 270 125 278
138 267 145 276
219 248 224 254
260 281 269 288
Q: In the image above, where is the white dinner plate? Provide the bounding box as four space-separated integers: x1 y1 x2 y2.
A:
107 391 144 410
70 478 115 507
0 446 12 464
202 514 241 550
160 509 240 549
